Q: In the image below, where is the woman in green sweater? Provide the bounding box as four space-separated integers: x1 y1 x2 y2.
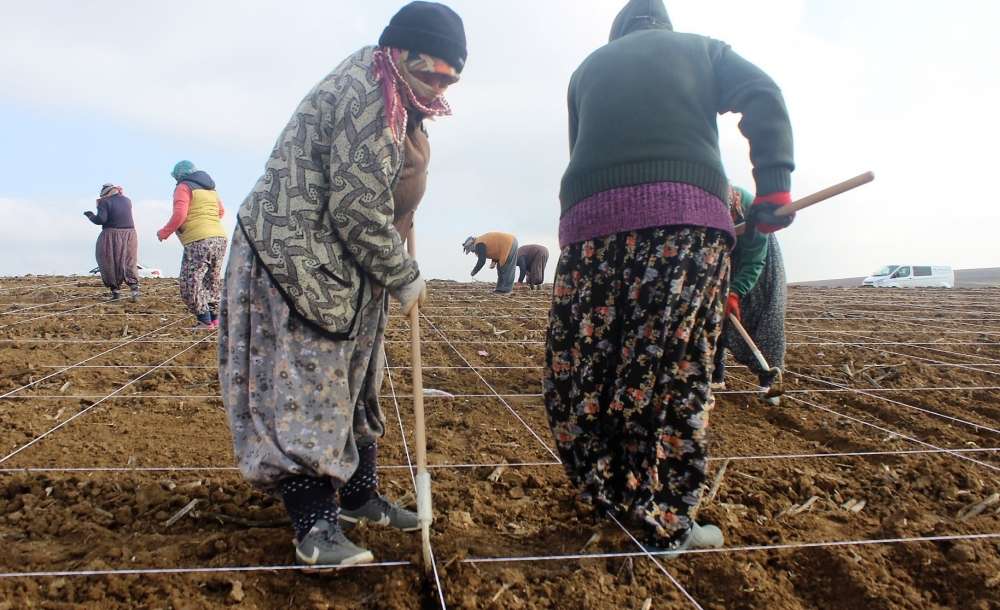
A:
544 0 795 554
713 186 787 404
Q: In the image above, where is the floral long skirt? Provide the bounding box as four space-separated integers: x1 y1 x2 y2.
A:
543 226 730 547
179 236 227 316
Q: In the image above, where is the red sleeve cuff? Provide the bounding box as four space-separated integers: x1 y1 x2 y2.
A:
753 192 792 206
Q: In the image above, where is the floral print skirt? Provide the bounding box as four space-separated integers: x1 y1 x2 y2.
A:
179 236 227 316
544 226 730 547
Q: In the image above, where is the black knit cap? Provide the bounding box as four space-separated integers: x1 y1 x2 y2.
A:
379 1 467 73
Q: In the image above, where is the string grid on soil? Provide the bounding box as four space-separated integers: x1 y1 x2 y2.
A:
0 276 998 609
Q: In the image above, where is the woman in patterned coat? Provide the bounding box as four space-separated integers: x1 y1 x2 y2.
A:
219 1 466 566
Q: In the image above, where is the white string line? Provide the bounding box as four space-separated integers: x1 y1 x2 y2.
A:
787 316 1000 324
781 389 1000 474
782 325 1000 336
0 560 412 579
858 334 1000 367
0 284 174 330
0 332 219 465
0 312 204 318
382 346 448 610
0 292 103 316
459 532 1000 566
792 296 1000 306
25 362 1000 371
787 326 1000 366
786 370 1000 435
607 513 704 610
792 299 1000 308
16 384 1000 402
789 326 1000 372
0 461 565 474
0 316 189 399
787 299 1000 314
805 303 1000 317
0 338 222 344
15 382 1000 402
393 327 1000 338
727 374 997 474
0 279 99 294
788 330 1000 378
28 364 547 370
390 327 1000 345
6 336 1000 348
789 297 1000 311
380 340 1000 348
34 364 221 369
5 447 1000 475
396 313 1000 324
805 306 1000 331
419 312 561 463
458 310 995 329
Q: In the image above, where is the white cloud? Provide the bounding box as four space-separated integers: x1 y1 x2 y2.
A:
2 0 999 282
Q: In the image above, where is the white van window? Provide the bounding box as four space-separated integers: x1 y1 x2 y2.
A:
873 265 898 276
914 266 932 276
894 266 911 278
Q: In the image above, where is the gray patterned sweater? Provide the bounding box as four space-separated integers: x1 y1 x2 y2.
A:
237 47 420 337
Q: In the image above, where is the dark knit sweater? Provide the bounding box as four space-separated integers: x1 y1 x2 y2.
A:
560 0 794 215
87 194 135 229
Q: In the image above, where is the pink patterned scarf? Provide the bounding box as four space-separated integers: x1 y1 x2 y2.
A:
372 47 456 144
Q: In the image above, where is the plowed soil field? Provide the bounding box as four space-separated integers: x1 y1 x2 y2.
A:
0 276 997 609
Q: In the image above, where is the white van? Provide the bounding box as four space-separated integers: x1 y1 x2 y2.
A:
861 265 899 286
862 265 954 288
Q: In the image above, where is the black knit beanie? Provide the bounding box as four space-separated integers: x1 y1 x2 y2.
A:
379 1 467 73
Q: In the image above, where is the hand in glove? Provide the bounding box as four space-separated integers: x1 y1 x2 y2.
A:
750 192 794 233
725 292 741 321
396 277 427 316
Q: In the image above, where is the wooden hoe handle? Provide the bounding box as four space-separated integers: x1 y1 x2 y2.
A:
734 171 875 236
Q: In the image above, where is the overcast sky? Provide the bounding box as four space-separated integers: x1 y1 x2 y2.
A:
1 0 998 282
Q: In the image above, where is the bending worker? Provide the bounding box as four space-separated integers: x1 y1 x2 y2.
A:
712 184 787 404
463 231 518 293
219 1 465 568
516 244 549 290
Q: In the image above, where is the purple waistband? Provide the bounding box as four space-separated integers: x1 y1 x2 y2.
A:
559 182 734 249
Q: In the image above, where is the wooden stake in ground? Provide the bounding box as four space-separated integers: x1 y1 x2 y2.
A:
734 171 875 236
407 228 434 572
